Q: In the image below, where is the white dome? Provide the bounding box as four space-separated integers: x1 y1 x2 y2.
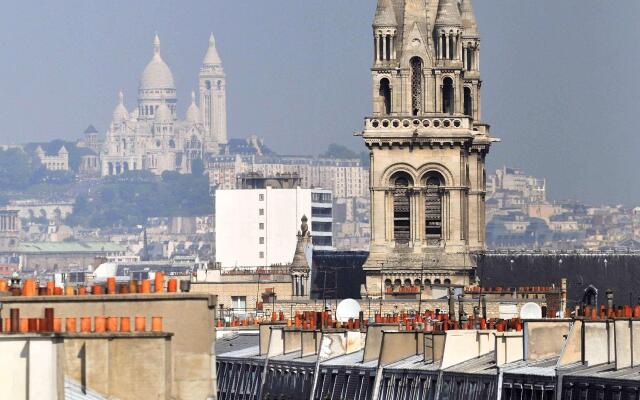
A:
112 91 129 122
140 34 175 90
155 102 172 123
186 91 200 123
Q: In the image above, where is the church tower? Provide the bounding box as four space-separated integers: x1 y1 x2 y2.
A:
361 0 496 295
199 33 228 148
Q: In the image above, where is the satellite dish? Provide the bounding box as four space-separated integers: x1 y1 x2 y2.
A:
520 302 543 319
336 298 361 322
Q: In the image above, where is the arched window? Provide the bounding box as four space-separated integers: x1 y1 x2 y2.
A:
466 47 473 70
379 78 391 115
582 285 598 307
464 87 473 116
444 278 451 286
410 57 423 116
424 172 444 237
392 172 413 245
394 279 402 287
205 81 211 90
442 77 454 115
404 279 412 286
384 279 392 288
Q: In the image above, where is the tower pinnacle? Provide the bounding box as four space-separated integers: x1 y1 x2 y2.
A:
203 33 222 65
153 33 160 55
460 0 479 37
435 0 462 27
373 0 397 27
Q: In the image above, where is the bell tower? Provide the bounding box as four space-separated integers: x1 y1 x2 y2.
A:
361 0 496 295
199 33 228 148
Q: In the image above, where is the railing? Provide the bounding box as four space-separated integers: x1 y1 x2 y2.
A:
365 115 473 131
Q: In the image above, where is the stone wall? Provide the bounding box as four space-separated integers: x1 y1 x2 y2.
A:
192 281 293 310
0 293 217 400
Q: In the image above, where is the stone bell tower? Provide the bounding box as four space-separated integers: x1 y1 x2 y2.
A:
360 0 496 295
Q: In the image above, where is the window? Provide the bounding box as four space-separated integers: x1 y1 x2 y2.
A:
410 57 423 116
259 237 265 244
259 252 264 259
392 173 412 245
379 78 391 115
442 77 454 114
259 208 264 216
424 173 444 237
311 221 332 232
231 296 246 310
259 223 264 230
464 87 473 116
312 236 333 247
259 194 264 201
311 192 332 203
311 207 332 218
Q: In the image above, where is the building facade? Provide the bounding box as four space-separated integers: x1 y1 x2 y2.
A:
362 0 495 292
35 145 69 171
215 187 333 268
101 34 228 176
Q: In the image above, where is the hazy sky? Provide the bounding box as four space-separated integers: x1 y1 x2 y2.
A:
1 1 640 205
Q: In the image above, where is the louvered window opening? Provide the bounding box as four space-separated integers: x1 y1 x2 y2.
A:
394 179 411 245
425 176 442 237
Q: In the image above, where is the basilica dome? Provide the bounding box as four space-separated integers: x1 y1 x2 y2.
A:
155 102 173 123
140 34 175 90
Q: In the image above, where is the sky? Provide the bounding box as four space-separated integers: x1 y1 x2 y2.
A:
1 1 640 205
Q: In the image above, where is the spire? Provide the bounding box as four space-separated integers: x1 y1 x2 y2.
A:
460 0 478 37
153 33 160 55
186 90 200 123
435 0 462 27
202 33 222 65
112 90 129 123
291 215 311 273
373 0 397 27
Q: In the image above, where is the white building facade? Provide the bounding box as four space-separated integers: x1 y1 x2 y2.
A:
101 34 228 176
215 187 333 269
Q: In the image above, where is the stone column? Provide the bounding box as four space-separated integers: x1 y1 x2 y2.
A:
374 35 378 62
385 189 394 243
454 71 462 114
435 72 442 113
390 34 395 60
382 35 387 61
445 34 450 59
410 189 418 245
462 44 466 69
447 188 466 250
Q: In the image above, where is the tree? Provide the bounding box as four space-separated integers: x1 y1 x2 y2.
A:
0 148 34 190
321 143 358 159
